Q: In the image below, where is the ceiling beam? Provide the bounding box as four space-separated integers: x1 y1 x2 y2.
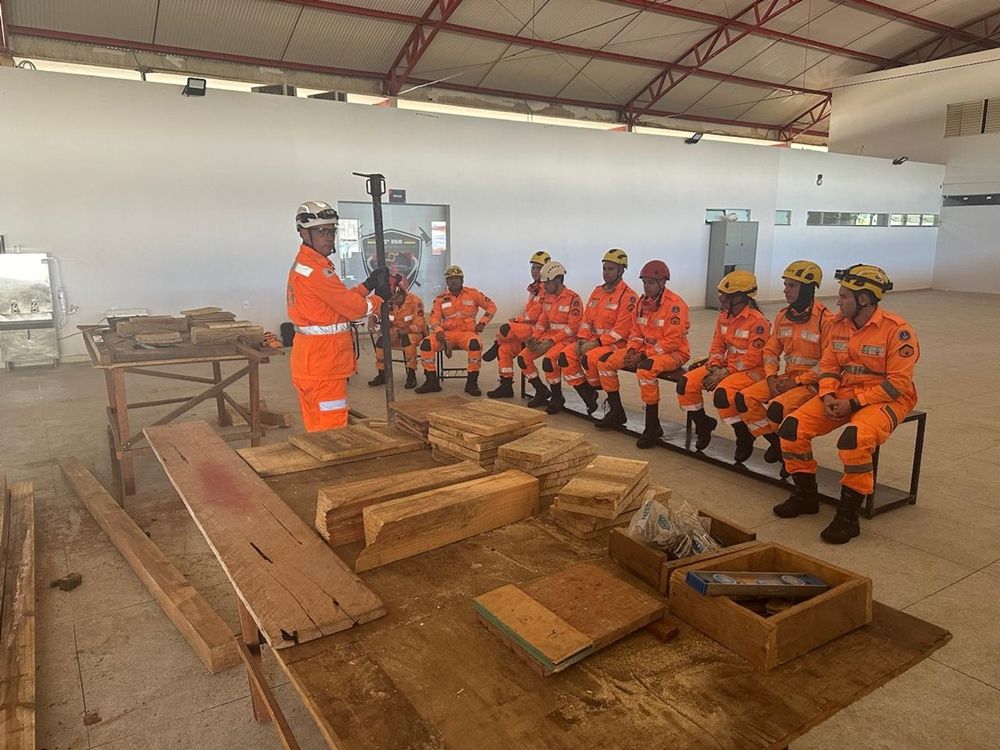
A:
835 1 1000 50
599 0 896 67
386 0 466 96
888 7 1000 66
5 25 827 140
778 96 831 142
626 0 807 121
270 0 828 97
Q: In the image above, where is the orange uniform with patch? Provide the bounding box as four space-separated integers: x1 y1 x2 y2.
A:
375 291 426 372
287 244 382 431
495 281 544 380
557 280 638 387
780 308 919 494
517 287 583 380
419 286 496 373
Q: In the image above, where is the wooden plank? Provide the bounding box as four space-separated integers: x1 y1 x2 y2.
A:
315 463 488 543
133 331 183 345
0 480 34 749
496 428 587 466
146 421 385 649
428 403 543 439
59 458 240 673
190 325 264 346
239 428 424 477
289 425 422 463
462 400 546 426
116 316 189 335
355 471 539 572
180 306 222 316
553 474 649 519
472 585 594 669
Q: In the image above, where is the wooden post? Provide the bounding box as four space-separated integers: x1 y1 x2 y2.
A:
213 362 233 427
109 369 136 496
236 598 270 724
248 359 261 447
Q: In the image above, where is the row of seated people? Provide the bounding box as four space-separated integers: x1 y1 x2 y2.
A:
366 252 918 546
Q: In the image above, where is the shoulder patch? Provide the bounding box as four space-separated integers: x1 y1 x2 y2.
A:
899 330 911 341
754 324 765 334
293 262 313 277
899 344 915 358
322 267 335 277
671 305 680 313
752 339 765 349
670 316 681 326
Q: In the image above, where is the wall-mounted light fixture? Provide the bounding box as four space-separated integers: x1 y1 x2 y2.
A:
684 132 703 144
182 77 207 97
892 156 909 165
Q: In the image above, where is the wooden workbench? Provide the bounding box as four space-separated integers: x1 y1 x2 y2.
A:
80 324 273 499
254 455 951 750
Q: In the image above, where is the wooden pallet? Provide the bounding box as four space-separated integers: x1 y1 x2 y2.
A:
552 455 650 519
550 484 669 539
388 395 472 440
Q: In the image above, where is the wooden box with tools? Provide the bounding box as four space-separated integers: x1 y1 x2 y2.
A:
608 510 758 594
667 542 873 670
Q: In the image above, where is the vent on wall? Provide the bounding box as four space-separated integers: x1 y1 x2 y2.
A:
944 100 986 137
986 99 1000 134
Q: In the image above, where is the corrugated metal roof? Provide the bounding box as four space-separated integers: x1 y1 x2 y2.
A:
346 0 433 16
449 0 540 37
7 0 158 42
155 0 300 59
526 0 641 49
283 8 414 72
478 46 591 97
601 13 714 63
408 31 512 84
557 58 664 105
735 92 829 125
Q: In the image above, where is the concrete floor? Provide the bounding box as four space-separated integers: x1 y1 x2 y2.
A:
2 289 998 749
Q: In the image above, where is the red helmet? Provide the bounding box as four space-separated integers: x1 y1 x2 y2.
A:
639 260 670 281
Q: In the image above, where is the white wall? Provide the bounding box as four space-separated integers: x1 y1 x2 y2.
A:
828 49 1000 293
0 67 943 359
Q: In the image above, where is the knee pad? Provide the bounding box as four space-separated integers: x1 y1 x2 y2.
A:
419 339 433 352
676 375 688 395
541 358 554 373
766 401 784 424
837 425 859 450
713 388 730 409
557 353 568 368
516 355 527 369
636 358 654 371
468 339 481 351
777 416 798 441
734 392 747 413
599 350 615 362
499 323 510 336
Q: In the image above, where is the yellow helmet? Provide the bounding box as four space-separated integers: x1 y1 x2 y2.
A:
539 260 567 282
782 260 822 287
530 250 551 266
835 264 893 300
444 265 464 279
717 270 758 297
602 248 628 268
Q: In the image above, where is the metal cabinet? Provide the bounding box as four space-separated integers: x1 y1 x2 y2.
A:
705 220 758 309
0 253 59 368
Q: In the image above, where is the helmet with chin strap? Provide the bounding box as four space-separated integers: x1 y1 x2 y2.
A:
835 264 892 301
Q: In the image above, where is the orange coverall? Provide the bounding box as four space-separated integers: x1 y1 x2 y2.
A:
374 291 426 372
287 244 382 431
677 304 770 415
780 308 919 495
495 281 544 380
731 302 834 435
598 289 691 404
419 286 496 373
556 280 638 388
517 287 583 381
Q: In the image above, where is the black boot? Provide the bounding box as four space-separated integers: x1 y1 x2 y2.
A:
367 370 385 387
636 403 664 449
404 368 417 389
481 341 499 363
414 371 442 394
574 384 600 415
526 377 551 408
487 377 514 399
733 421 755 463
772 473 820 518
545 383 565 414
821 487 864 544
689 409 717 451
594 391 627 429
763 433 782 463
465 371 481 397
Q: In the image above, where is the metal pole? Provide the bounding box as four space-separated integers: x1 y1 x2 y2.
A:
352 172 394 422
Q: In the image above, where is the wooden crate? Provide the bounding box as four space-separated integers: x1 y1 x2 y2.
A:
667 542 873 670
608 510 758 594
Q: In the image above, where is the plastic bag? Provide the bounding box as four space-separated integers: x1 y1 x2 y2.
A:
626 498 722 559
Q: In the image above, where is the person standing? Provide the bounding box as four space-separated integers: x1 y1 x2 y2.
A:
287 201 389 431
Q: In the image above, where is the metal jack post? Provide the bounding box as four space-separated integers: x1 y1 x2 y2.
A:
352 171 394 423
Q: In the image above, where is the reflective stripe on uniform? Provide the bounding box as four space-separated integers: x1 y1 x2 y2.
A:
748 419 770 431
295 323 352 335
843 364 885 376
880 380 901 399
783 451 813 461
609 331 623 340
318 398 348 412
294 262 314 277
785 355 818 366
844 463 874 474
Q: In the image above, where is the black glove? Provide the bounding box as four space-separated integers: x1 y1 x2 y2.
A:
363 267 390 294
373 279 392 301
399 334 410 346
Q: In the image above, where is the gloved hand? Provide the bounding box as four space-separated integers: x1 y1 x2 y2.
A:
364 267 390 295
622 349 640 369
475 322 486 333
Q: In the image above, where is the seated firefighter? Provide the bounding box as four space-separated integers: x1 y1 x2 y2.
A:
483 250 551 398
595 260 690 448
414 265 496 396
677 270 771 455
548 249 637 415
723 261 834 465
367 274 427 390
776 264 918 545
517 261 584 409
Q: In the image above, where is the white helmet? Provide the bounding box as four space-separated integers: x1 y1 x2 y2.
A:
539 260 567 282
296 200 339 230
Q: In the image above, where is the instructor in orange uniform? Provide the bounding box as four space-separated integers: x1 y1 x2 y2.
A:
286 201 389 431
776 264 918 544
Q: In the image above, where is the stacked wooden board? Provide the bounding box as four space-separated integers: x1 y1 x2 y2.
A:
427 401 545 470
237 424 424 477
494 428 598 502
354 470 539 572
473 563 664 676
388 395 471 441
549 456 666 539
315 462 488 546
